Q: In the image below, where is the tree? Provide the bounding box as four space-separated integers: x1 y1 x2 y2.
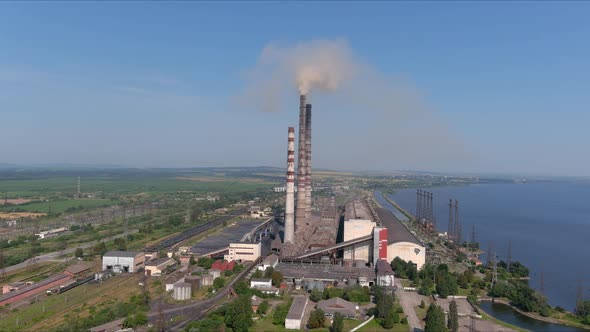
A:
189 255 197 266
310 289 323 302
213 277 225 290
197 257 215 269
419 300 425 309
425 303 447 332
92 242 107 256
264 266 275 278
74 247 84 258
307 309 325 328
251 269 263 279
224 295 253 332
331 312 344 332
257 300 269 315
381 307 395 329
271 271 283 287
576 300 590 319
272 300 291 325
234 280 249 296
114 238 126 251
448 300 459 332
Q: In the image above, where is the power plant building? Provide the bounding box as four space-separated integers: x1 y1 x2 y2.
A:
224 242 262 262
343 200 376 263
102 251 145 273
376 208 426 269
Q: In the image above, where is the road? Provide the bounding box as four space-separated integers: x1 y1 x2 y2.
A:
395 278 424 332
3 229 138 273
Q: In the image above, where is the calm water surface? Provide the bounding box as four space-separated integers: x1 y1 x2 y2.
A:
374 182 590 310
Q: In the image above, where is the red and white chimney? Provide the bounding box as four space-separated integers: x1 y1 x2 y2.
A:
284 127 295 243
295 95 307 232
305 103 312 220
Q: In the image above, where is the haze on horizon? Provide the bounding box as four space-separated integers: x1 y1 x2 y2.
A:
1 2 589 177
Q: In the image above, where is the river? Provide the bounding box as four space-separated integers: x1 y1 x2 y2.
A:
374 182 590 310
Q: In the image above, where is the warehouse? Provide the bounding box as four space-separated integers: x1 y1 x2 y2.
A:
376 208 426 269
102 251 145 273
342 200 376 263
317 297 358 318
285 295 308 329
0 274 72 306
145 257 176 276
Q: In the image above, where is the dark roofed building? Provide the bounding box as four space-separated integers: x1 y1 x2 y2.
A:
375 207 426 269
317 297 358 318
64 264 91 278
376 208 421 245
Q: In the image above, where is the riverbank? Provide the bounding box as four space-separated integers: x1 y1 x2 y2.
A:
380 191 414 220
480 298 590 330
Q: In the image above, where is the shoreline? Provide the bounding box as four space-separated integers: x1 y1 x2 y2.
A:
479 298 590 331
374 189 590 331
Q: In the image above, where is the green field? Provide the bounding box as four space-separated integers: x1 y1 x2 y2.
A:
5 198 116 214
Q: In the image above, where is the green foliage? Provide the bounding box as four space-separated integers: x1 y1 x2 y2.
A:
213 277 225 290
271 271 283 287
489 280 549 314
344 285 371 303
92 242 107 256
419 277 433 296
189 255 197 266
331 312 344 332
373 286 395 319
113 238 126 251
264 266 275 278
197 257 215 269
448 300 459 332
323 287 345 300
251 269 263 279
185 315 225 332
575 300 590 318
401 317 408 324
223 269 233 277
307 308 326 329
425 303 447 332
257 300 269 315
224 295 253 332
272 298 292 325
74 247 84 258
310 289 323 302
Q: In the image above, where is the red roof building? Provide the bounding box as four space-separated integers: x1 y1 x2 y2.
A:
211 260 235 271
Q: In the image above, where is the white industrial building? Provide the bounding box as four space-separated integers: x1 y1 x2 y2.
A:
224 242 261 262
102 251 145 273
258 254 279 271
342 200 376 263
250 278 272 289
285 296 308 329
376 259 395 287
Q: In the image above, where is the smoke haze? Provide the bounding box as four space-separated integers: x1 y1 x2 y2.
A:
239 39 476 171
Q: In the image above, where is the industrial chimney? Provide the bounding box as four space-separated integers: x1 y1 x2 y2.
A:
295 95 307 232
284 127 295 243
305 103 312 220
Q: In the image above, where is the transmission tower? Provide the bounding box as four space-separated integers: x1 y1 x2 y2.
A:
507 239 512 272
492 251 498 285
448 199 454 242
471 224 476 251
124 209 128 237
416 189 421 221
487 242 493 267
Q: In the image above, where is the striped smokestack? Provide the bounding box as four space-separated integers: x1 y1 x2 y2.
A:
284 127 295 243
295 95 307 232
305 103 312 219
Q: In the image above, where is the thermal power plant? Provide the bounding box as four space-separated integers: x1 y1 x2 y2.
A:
284 127 295 243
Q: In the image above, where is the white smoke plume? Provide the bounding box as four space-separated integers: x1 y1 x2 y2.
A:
237 39 477 171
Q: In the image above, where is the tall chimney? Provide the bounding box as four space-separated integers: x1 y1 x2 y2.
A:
284 127 296 243
305 103 312 220
295 95 307 232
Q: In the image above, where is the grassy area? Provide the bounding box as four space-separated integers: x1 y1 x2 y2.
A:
414 305 427 321
0 273 143 331
9 198 117 214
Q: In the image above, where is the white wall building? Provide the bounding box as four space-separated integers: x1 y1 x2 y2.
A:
258 254 279 271
224 242 261 262
145 257 176 276
250 278 272 289
285 296 308 330
102 251 145 273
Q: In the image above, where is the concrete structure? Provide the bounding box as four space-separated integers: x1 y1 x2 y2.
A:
376 208 426 269
165 274 184 292
284 127 296 243
173 281 192 301
317 297 358 318
0 274 72 306
259 254 279 271
343 200 376 262
200 273 214 286
250 278 272 289
376 259 395 287
224 242 261 262
64 264 90 279
373 227 389 266
305 103 312 220
295 94 308 233
209 268 222 279
145 257 176 276
102 251 145 273
185 275 202 295
285 295 308 330
257 286 279 295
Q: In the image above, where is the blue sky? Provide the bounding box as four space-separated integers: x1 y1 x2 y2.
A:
1 2 589 176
